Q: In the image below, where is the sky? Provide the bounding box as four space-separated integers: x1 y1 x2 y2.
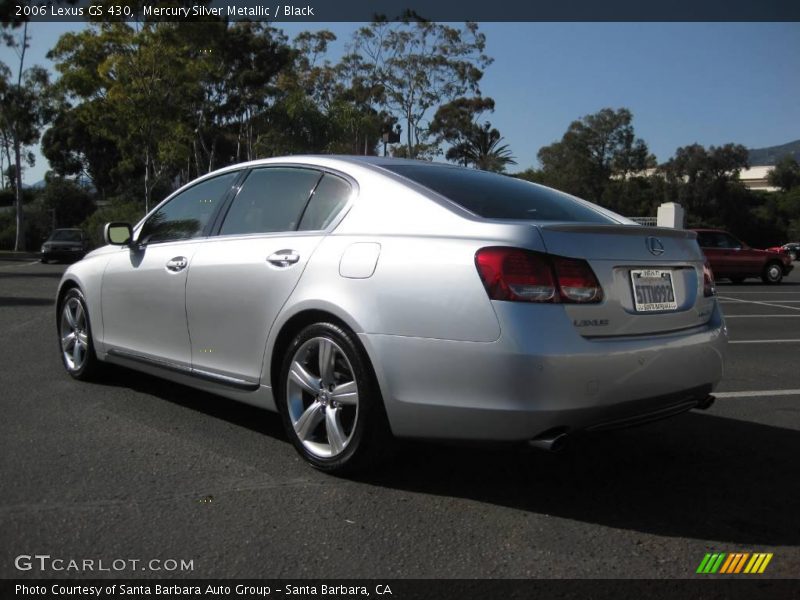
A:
1 20 799 185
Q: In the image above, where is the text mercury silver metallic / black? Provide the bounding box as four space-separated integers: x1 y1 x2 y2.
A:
56 156 727 472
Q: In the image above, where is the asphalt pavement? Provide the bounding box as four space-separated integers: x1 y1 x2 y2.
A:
1 258 798 579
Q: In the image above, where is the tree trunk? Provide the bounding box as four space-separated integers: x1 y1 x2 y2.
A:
13 134 24 251
13 22 29 251
144 147 150 214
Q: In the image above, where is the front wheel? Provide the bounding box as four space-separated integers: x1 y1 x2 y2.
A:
279 322 391 474
58 288 100 380
762 262 783 284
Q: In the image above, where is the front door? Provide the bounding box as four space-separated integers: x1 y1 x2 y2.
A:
100 171 239 366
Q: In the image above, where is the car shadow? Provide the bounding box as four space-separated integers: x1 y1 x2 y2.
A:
92 366 798 547
93 364 287 441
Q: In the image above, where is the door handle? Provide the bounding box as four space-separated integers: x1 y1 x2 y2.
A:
267 250 300 268
166 256 188 272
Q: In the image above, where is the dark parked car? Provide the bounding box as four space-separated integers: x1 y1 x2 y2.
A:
41 228 90 263
693 228 793 284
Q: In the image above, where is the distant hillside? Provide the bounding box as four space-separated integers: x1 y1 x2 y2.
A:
749 139 800 166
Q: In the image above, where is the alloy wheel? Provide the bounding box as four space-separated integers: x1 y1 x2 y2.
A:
60 297 89 371
285 336 359 458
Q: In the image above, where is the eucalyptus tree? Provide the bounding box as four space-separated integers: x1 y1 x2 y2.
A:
347 20 492 158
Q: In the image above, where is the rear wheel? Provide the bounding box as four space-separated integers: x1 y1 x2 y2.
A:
762 262 783 284
279 322 391 474
58 288 100 380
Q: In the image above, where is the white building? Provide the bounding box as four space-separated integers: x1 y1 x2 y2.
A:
738 166 779 192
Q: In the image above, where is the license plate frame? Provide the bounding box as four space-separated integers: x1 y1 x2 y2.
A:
630 269 678 312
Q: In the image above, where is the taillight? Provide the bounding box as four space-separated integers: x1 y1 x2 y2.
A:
703 260 716 297
552 256 604 303
475 247 603 304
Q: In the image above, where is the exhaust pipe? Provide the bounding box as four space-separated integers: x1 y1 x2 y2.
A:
528 431 569 452
696 394 716 410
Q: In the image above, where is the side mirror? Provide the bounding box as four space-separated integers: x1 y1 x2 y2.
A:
104 222 133 246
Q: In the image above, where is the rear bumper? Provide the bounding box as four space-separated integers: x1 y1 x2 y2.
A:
361 302 727 441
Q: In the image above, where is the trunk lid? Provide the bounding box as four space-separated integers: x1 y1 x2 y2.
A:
537 224 715 337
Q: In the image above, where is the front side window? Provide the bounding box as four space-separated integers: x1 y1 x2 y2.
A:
219 168 322 236
721 234 742 249
139 172 238 244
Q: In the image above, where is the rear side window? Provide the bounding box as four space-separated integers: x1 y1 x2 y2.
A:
298 174 351 231
220 168 322 236
384 165 614 223
140 172 238 244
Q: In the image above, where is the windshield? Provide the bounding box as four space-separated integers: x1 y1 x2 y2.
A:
383 164 616 223
50 230 83 242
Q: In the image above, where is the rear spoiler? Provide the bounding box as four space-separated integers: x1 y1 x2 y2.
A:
540 224 697 239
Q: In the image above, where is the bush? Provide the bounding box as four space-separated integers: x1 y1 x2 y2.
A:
81 201 146 248
39 177 96 227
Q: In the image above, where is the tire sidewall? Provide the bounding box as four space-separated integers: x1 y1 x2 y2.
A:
58 288 97 379
278 322 382 473
763 262 783 284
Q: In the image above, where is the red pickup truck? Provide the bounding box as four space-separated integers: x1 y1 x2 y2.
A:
692 228 794 284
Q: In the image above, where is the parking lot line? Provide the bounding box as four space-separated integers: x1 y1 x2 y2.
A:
719 299 800 303
729 339 800 344
724 315 800 318
0 260 39 268
715 389 800 398
717 296 800 311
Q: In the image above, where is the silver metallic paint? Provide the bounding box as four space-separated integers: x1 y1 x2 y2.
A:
58 155 727 442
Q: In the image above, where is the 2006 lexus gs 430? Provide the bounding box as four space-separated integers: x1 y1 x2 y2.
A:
56 156 727 473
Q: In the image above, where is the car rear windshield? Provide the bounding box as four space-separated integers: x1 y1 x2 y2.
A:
384 165 615 223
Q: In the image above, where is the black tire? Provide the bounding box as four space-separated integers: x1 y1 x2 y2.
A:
278 322 392 474
729 277 745 284
761 262 783 285
41 256 50 264
57 287 100 380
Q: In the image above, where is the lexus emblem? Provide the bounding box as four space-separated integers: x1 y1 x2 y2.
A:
646 236 665 256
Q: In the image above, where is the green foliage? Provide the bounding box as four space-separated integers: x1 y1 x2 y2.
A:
459 122 516 172
767 155 800 192
348 21 492 158
80 200 145 248
659 143 750 226
512 168 546 184
538 108 655 204
47 21 294 210
0 196 52 250
39 176 95 227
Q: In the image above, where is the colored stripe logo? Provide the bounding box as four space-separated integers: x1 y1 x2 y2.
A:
696 553 773 574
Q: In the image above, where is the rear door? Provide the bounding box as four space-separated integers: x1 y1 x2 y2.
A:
185 168 353 385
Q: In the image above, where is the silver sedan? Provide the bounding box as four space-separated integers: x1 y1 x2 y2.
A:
56 156 727 473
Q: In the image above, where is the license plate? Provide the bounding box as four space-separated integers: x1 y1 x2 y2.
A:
630 269 677 312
